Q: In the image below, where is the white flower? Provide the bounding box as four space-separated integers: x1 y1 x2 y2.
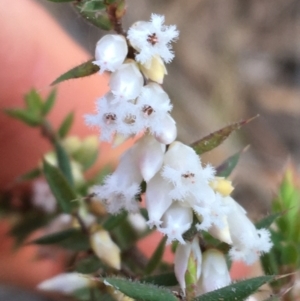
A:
197 249 231 295
92 146 143 214
159 202 193 244
37 273 92 294
139 55 167 84
224 197 273 265
127 14 179 64
93 34 128 73
85 92 140 142
136 83 173 136
161 141 215 201
145 172 173 228
154 114 177 145
133 134 166 182
174 237 202 294
109 62 144 102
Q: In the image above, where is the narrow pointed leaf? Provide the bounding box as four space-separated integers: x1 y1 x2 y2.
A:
25 89 43 114
193 276 274 301
75 255 104 274
216 146 249 177
255 212 282 230
104 278 178 301
43 160 77 213
80 0 106 12
54 140 74 186
58 111 74 138
191 115 258 155
5 109 41 126
145 236 167 275
103 211 127 231
17 167 41 181
31 227 90 251
51 60 99 86
9 212 49 247
42 89 56 116
75 4 113 30
141 273 178 287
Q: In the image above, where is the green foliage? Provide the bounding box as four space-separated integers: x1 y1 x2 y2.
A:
140 273 178 287
9 212 49 247
5 89 57 126
31 227 90 251
145 236 167 275
191 116 258 155
255 212 282 230
102 211 127 231
17 167 41 182
43 160 78 213
51 60 99 86
103 277 178 301
54 140 74 186
193 276 274 301
58 111 74 138
75 255 104 274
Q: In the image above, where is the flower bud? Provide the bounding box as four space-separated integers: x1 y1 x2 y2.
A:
37 273 93 294
154 114 177 145
93 34 128 73
174 237 202 294
210 177 234 196
62 136 81 155
134 134 165 182
197 249 231 295
139 55 167 84
127 212 148 233
160 202 193 244
146 172 173 227
90 227 121 270
110 61 143 102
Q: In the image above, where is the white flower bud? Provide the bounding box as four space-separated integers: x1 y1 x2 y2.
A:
160 202 193 244
37 273 92 294
146 172 173 227
127 212 148 233
93 34 128 73
133 134 165 182
139 55 167 84
174 237 202 293
110 62 143 102
90 228 121 270
197 249 231 295
154 114 177 145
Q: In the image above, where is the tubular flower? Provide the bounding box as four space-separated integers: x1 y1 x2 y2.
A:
127 14 179 64
93 34 128 73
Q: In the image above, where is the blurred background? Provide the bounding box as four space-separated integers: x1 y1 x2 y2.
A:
37 0 300 217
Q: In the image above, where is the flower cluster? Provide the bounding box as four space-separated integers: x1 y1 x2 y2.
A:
86 14 273 296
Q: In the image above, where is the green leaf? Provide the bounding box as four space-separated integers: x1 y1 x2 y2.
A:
102 211 127 231
5 108 42 126
255 212 282 230
80 0 106 12
75 255 104 274
75 4 113 30
54 140 74 186
16 167 41 181
9 212 49 247
140 273 178 287
24 89 43 114
31 227 90 251
193 276 274 301
145 236 167 275
42 89 56 116
58 112 74 138
73 287 114 301
216 147 248 177
260 251 279 275
43 160 77 213
51 60 99 86
104 278 178 301
191 116 258 155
